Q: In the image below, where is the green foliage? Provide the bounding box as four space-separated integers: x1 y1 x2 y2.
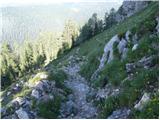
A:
38 96 61 118
57 42 70 57
118 32 125 39
99 66 158 118
50 70 67 88
120 67 158 105
1 42 20 89
113 41 121 59
14 87 31 98
127 34 158 62
100 60 126 87
49 69 71 95
80 52 100 81
104 8 117 29
75 13 103 45
137 19 157 36
99 96 119 118
62 20 79 48
28 72 48 84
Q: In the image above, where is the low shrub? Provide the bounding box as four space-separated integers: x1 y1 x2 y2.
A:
101 60 126 86
38 96 61 118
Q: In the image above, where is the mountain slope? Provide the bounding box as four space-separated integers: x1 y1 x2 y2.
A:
1 1 159 119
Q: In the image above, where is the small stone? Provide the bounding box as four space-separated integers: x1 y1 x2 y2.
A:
40 74 48 79
35 81 44 90
15 108 29 119
49 95 54 99
31 89 39 99
126 63 136 73
132 34 138 44
11 97 26 107
0 107 6 117
0 97 4 102
125 30 131 41
132 44 138 51
107 108 130 119
7 91 11 96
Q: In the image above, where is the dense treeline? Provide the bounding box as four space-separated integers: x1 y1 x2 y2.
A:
1 20 79 90
1 7 117 89
75 8 117 45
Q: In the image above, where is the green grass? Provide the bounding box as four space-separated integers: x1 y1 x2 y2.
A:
49 69 72 95
98 96 120 118
28 71 49 84
37 95 61 119
127 34 158 62
94 60 127 87
14 87 31 98
99 67 158 118
79 1 158 81
113 41 121 59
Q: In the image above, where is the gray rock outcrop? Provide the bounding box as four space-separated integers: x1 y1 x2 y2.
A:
115 1 149 22
134 93 150 110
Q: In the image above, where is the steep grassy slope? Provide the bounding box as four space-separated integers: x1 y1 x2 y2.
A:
48 1 158 119
49 1 158 80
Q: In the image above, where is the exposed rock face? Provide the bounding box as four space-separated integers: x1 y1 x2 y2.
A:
115 1 149 22
132 33 138 44
121 48 128 60
118 38 127 54
107 108 131 119
15 108 29 119
126 56 154 73
134 93 150 110
137 56 154 69
101 35 120 66
96 84 119 101
91 35 120 80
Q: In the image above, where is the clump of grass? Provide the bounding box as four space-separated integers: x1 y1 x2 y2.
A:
80 52 100 81
127 34 158 62
93 60 126 88
28 71 49 84
98 67 158 118
118 32 126 39
37 95 61 118
98 96 120 118
100 60 126 87
14 87 31 98
50 70 67 88
113 41 121 60
49 69 71 95
139 19 157 36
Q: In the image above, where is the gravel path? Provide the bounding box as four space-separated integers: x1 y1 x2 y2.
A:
59 59 98 118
